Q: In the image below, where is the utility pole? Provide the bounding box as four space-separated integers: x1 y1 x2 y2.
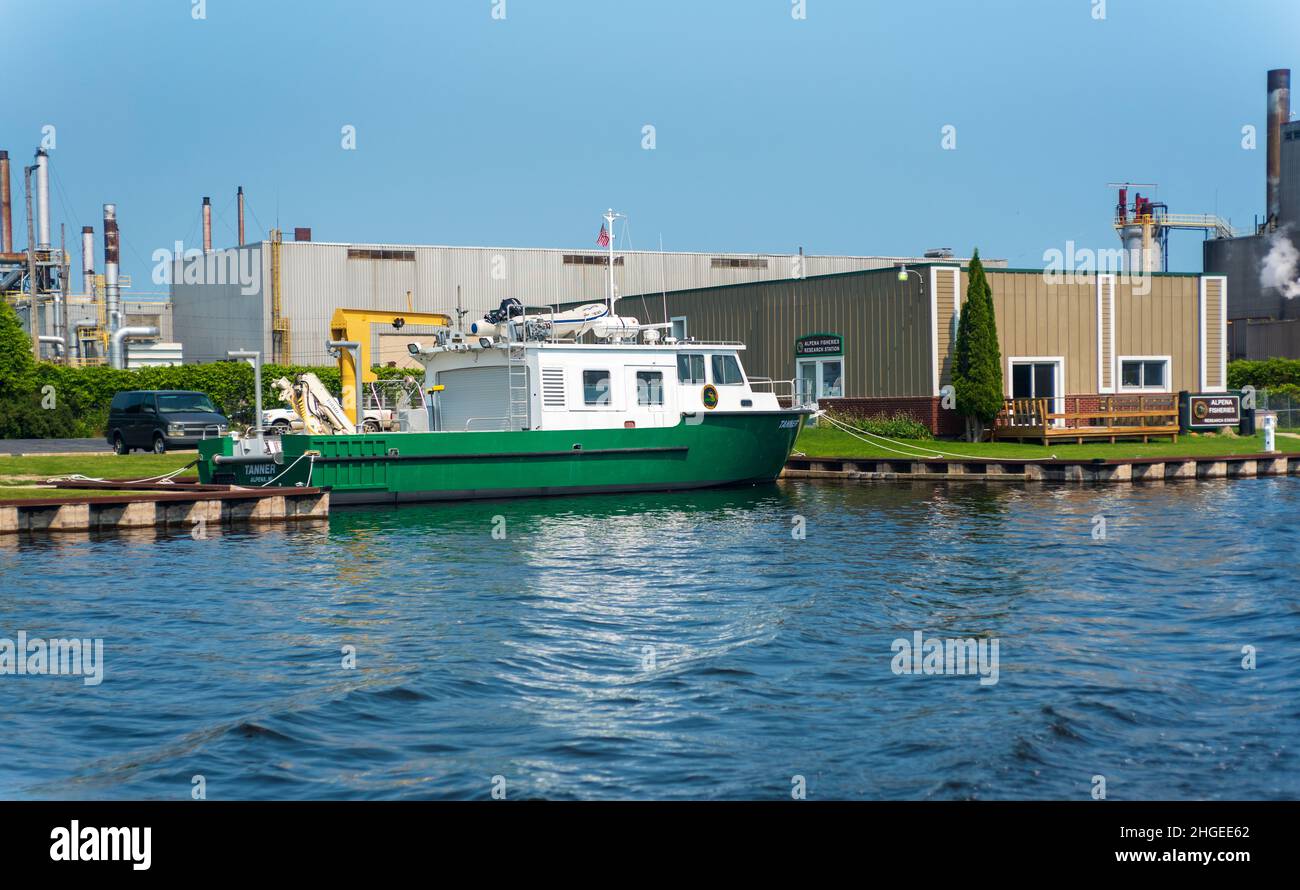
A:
24 164 38 360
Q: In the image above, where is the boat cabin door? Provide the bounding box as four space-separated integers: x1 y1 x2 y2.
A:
626 366 668 428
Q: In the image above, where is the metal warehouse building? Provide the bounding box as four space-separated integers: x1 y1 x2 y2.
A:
168 239 996 365
617 265 1228 431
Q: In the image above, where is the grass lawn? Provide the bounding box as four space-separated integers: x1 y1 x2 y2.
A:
0 487 127 502
795 426 1279 461
0 453 196 482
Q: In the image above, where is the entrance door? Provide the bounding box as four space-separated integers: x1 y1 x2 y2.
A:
1010 359 1062 426
797 358 844 406
627 366 668 428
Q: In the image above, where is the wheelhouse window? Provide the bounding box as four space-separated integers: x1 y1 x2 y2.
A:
1119 358 1169 391
583 370 612 405
677 353 705 384
710 354 744 385
636 371 664 406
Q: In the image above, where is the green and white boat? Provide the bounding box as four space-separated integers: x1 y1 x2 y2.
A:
197 211 809 504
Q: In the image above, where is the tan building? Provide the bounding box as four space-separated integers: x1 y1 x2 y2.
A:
618 265 1228 430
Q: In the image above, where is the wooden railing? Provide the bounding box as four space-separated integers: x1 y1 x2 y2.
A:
994 394 1180 443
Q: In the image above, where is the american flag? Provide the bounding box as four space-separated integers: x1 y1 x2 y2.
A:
596 225 610 247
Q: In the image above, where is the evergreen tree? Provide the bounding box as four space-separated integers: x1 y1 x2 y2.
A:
0 299 35 399
952 250 1004 440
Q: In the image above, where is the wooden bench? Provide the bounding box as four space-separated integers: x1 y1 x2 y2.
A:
993 395 1180 444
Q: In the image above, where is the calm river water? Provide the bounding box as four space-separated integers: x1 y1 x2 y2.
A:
1 478 1297 799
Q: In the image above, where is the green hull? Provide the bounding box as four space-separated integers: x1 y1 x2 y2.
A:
197 412 804 504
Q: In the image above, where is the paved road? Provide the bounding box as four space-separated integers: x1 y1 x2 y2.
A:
0 438 112 455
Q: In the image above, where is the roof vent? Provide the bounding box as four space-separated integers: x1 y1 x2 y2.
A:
923 248 954 258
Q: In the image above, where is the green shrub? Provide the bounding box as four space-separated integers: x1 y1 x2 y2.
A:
825 410 933 440
9 361 416 439
1227 358 1300 390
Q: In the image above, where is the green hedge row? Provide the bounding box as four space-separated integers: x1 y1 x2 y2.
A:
4 359 420 440
1226 358 1300 393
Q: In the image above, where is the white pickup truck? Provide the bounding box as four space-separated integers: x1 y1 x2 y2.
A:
261 406 394 434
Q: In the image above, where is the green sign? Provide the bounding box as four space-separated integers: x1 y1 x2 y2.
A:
795 333 843 357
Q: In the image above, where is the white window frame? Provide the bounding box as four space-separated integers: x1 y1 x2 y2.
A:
671 316 688 341
796 356 846 401
580 368 618 410
1117 355 1171 393
1007 356 1065 428
709 353 747 387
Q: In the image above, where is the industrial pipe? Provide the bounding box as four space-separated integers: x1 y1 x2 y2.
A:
1267 69 1290 231
326 339 364 434
38 334 65 357
81 226 94 295
0 150 11 254
110 325 158 370
202 196 212 252
34 148 50 249
237 186 245 245
72 320 98 360
103 204 120 337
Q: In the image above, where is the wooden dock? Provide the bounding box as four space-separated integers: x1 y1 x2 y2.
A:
782 452 1300 484
0 482 329 534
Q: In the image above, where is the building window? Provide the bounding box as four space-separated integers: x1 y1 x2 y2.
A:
711 354 744 385
562 254 624 266
583 370 611 405
710 257 769 269
677 353 705 384
1119 357 1169 391
671 316 688 341
347 248 416 261
636 371 664 406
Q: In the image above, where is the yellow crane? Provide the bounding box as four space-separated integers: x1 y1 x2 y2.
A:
329 307 452 428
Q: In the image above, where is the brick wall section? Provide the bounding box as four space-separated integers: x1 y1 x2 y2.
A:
821 396 964 437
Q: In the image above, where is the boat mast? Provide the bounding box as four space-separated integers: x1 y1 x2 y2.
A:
604 207 622 317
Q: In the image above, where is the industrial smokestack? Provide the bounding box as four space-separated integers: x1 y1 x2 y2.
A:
237 186 245 245
103 204 120 337
202 196 212 252
81 226 94 295
1267 68 1290 231
34 148 50 249
0 150 11 254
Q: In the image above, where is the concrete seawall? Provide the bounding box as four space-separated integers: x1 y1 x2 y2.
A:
0 487 329 534
782 453 1300 484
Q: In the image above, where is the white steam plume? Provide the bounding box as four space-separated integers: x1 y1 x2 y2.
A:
1260 227 1300 299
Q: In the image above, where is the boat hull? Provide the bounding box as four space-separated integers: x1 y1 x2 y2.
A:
197 411 804 504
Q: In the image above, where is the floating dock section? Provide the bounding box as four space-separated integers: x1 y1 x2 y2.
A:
782 452 1300 484
0 482 328 534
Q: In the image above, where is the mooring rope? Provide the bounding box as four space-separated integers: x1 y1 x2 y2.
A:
259 453 315 488
47 459 200 486
815 412 1059 462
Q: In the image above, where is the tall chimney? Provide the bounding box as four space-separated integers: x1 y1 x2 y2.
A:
81 226 94 295
34 148 50 249
103 204 120 338
237 186 245 245
0 150 11 254
1267 69 1290 231
202 196 212 252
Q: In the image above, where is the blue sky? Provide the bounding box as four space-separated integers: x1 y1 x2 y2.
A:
3 0 1297 292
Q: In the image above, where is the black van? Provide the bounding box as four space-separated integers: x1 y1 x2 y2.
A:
106 391 229 454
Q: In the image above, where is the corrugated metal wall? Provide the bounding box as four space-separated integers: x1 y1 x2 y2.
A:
171 241 1003 365
619 269 933 397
